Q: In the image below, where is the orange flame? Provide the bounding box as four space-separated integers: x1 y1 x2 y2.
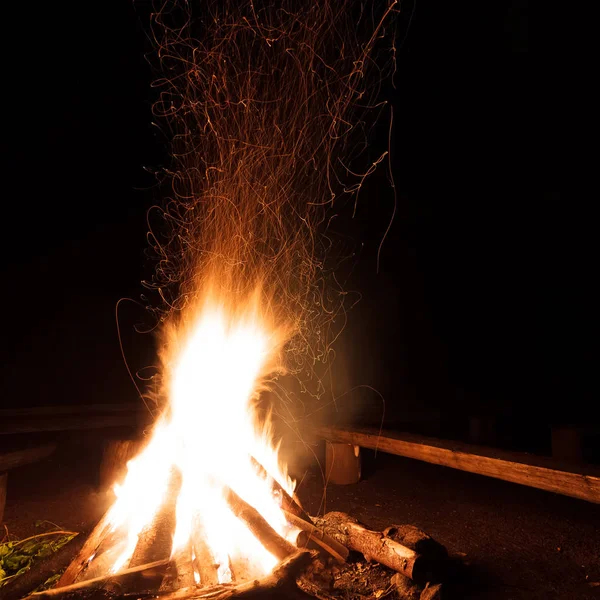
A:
104 288 297 582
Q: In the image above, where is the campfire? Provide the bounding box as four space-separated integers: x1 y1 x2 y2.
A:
2 0 454 598
15 291 448 599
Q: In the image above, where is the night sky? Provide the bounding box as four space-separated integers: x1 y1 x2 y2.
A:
3 2 583 442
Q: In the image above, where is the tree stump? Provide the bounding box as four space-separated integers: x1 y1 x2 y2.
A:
325 442 361 485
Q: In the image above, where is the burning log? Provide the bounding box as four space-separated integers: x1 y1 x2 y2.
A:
160 544 196 591
314 512 433 583
223 486 297 561
248 457 349 564
250 457 312 524
121 468 182 591
23 559 170 599
190 519 219 586
129 468 181 567
156 550 318 600
56 512 114 586
282 510 349 564
25 551 317 600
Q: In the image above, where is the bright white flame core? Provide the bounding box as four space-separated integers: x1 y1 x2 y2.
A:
105 298 295 581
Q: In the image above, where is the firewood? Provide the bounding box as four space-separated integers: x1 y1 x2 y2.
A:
120 468 182 591
282 510 348 564
57 511 115 586
0 534 85 600
191 518 219 586
152 550 318 599
314 512 431 583
23 559 170 599
223 486 296 561
160 544 196 591
249 457 313 524
383 525 447 562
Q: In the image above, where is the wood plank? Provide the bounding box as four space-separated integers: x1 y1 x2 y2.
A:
0 414 148 435
315 426 600 504
0 444 57 471
0 403 143 418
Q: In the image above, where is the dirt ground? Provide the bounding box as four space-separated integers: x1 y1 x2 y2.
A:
2 436 599 599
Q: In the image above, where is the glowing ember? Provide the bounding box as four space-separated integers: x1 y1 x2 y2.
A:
104 290 297 582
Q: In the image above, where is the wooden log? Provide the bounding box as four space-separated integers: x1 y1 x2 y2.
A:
26 553 318 600
383 525 448 563
0 533 85 600
0 445 56 471
191 518 219 586
250 457 313 524
57 511 115 587
160 544 196 591
24 559 170 599
152 550 317 600
129 468 182 568
314 512 430 583
282 510 348 564
120 468 181 592
315 426 600 504
325 442 361 485
223 486 296 561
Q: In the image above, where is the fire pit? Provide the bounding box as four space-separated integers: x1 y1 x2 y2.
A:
8 300 447 600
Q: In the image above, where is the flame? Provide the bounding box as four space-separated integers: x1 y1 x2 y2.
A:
104 288 297 582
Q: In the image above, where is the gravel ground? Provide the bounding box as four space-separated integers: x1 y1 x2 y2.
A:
2 436 599 599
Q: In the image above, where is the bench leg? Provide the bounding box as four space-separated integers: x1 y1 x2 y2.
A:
326 442 361 485
0 472 7 525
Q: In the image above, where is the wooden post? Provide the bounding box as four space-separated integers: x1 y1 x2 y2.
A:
0 472 7 525
325 442 361 485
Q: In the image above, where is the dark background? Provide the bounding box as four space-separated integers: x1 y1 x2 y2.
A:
1 2 585 452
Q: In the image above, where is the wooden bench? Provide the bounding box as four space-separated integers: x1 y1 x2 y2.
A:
0 403 150 435
316 426 600 504
0 444 57 523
